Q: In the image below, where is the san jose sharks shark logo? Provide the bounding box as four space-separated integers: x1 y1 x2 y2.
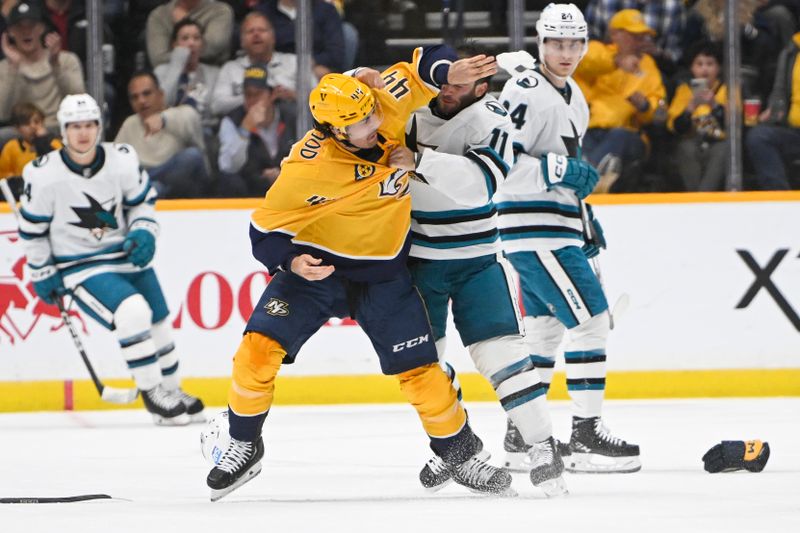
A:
69 193 118 240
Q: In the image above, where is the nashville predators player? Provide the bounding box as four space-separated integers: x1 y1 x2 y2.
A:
206 46 510 501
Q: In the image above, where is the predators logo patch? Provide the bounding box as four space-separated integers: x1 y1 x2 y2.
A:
354 164 376 181
264 298 289 317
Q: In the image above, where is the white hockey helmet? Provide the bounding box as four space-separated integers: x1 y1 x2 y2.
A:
536 3 588 43
535 3 589 77
200 411 231 466
57 93 103 149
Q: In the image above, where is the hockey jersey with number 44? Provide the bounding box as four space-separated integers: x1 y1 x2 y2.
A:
250 46 459 281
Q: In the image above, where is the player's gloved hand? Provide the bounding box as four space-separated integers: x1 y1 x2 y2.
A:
30 264 66 305
123 229 156 267
702 440 770 473
582 205 606 259
540 153 599 199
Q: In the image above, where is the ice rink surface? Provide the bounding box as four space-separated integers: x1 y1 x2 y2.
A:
1 398 798 533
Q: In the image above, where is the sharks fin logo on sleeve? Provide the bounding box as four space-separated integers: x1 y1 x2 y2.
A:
485 100 508 116
69 193 119 240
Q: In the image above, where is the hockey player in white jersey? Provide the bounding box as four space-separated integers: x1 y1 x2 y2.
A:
18 94 204 426
496 3 640 473
401 43 584 497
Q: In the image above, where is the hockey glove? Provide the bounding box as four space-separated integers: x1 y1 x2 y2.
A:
541 153 599 199
702 440 770 473
123 229 156 267
582 206 607 259
30 264 66 305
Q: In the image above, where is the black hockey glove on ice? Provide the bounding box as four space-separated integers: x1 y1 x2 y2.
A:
702 440 770 473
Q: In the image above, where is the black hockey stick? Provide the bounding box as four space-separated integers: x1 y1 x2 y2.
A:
1 494 112 504
1 179 138 404
55 297 139 404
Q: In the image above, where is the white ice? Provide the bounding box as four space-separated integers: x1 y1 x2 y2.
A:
1 399 799 533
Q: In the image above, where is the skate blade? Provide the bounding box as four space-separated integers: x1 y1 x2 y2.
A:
536 476 568 498
565 453 641 474
210 462 263 502
503 452 532 473
188 412 207 424
466 486 518 498
152 413 191 426
423 478 454 493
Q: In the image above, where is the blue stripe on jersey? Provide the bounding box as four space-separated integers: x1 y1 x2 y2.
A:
473 146 510 176
496 200 581 218
123 180 152 207
530 354 556 368
499 226 582 241
412 204 496 224
566 378 606 391
489 357 534 388
565 350 607 364
19 228 49 240
127 354 158 369
119 330 152 348
465 151 497 197
500 383 548 410
60 257 131 276
20 208 53 223
54 243 126 263
411 229 499 249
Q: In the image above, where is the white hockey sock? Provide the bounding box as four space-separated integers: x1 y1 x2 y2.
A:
152 320 180 391
565 312 610 419
115 295 160 391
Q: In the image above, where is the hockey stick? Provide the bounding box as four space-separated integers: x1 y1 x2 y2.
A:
0 494 112 504
578 200 629 329
1 179 138 404
55 297 139 404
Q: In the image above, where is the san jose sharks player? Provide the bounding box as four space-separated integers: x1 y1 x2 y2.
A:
496 3 640 474
18 94 204 426
404 42 568 497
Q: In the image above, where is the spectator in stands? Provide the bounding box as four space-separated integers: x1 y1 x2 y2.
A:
40 1 113 70
146 0 234 67
217 64 295 197
0 101 62 197
257 0 345 77
745 31 800 190
0 1 84 146
155 18 219 126
684 0 781 101
585 0 686 72
323 0 359 70
667 41 728 191
574 9 666 192
115 71 211 198
211 11 314 121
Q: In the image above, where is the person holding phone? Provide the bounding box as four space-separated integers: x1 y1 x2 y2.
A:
666 41 728 191
0 2 84 144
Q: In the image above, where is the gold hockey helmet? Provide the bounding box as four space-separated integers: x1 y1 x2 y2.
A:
309 73 377 128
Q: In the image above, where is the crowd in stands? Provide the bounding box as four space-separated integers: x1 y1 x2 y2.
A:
1 0 799 199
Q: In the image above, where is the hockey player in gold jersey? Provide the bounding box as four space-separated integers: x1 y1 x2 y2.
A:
206 46 511 501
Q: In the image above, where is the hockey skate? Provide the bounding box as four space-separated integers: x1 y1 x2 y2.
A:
419 445 490 492
503 420 570 474
451 454 515 496
565 416 641 473
141 384 190 426
207 437 265 502
528 437 568 497
172 388 206 423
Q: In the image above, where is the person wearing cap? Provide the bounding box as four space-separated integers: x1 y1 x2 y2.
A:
216 64 296 197
0 1 84 145
584 0 686 69
573 8 666 192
